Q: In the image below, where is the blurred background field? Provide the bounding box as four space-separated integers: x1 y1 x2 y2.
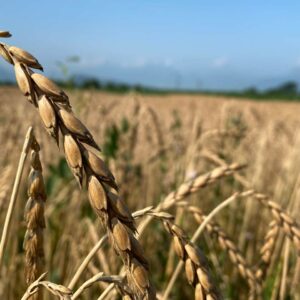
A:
0 86 300 299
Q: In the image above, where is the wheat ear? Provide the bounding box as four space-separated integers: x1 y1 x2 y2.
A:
162 163 245 209
163 221 221 300
137 209 221 300
255 220 280 282
23 133 46 300
138 163 245 237
183 205 259 296
253 193 300 254
202 151 300 254
163 192 252 300
0 31 155 299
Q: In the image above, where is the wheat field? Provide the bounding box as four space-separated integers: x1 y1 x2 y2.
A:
0 31 300 300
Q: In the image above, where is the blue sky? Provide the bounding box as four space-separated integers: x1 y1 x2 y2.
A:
1 1 300 90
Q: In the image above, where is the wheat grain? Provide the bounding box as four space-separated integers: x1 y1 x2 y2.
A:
0 31 11 38
9 46 43 70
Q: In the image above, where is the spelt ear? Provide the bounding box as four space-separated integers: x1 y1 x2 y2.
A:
3 30 156 299
24 132 46 294
163 220 221 300
185 205 259 294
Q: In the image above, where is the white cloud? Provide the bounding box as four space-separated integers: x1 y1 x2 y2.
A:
120 57 174 69
80 57 107 67
163 58 173 67
72 56 175 69
121 57 147 68
212 57 229 68
295 57 300 67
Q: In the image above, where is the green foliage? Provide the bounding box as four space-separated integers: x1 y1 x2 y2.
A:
121 117 130 133
170 110 182 131
225 112 247 143
0 81 14 86
206 81 300 101
103 124 120 160
46 158 72 195
3 73 300 101
81 78 102 89
56 56 80 89
102 117 131 160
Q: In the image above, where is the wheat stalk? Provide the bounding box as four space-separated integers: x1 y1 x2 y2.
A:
72 272 132 300
0 31 155 299
23 133 46 300
0 127 34 269
68 235 108 290
21 273 73 300
279 240 291 300
141 105 165 153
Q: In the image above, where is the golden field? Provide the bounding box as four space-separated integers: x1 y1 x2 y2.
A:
0 86 299 299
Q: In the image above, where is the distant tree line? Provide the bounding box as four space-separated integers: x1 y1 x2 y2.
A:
1 77 300 100
56 77 150 93
229 81 300 100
